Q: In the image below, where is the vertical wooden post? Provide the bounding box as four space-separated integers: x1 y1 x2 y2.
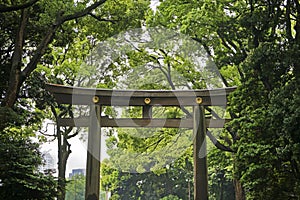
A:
193 105 208 200
142 105 152 118
85 105 101 200
57 123 64 200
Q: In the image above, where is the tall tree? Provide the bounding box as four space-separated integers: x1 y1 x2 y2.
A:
146 0 300 199
0 0 107 109
1 1 150 199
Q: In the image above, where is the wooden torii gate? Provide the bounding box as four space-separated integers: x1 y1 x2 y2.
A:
46 83 235 200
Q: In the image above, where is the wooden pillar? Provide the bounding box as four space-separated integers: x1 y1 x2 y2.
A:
193 105 208 200
142 105 152 118
85 105 101 200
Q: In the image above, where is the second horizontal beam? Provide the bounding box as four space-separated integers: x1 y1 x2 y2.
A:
57 117 230 128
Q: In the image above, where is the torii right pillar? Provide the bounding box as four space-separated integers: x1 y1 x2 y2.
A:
193 105 208 200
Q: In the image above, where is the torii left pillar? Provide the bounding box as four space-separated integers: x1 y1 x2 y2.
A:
193 105 208 200
85 105 101 200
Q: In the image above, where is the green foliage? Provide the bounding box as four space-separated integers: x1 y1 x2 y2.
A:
0 127 57 200
101 161 120 192
148 0 300 199
0 107 19 131
160 194 182 200
84 0 149 38
101 152 194 200
65 175 85 200
229 77 300 199
208 149 235 200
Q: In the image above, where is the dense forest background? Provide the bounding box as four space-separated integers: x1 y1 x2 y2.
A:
0 0 299 199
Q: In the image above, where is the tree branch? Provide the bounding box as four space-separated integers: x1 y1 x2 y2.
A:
39 131 56 138
3 9 29 107
58 0 107 24
205 107 222 119
294 0 300 14
0 0 39 13
285 0 293 41
21 25 59 82
206 130 234 152
192 36 212 57
216 30 237 54
88 12 118 24
21 0 107 84
294 0 300 43
67 128 80 139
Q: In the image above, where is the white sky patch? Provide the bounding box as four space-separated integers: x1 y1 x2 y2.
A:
150 0 161 12
41 120 109 176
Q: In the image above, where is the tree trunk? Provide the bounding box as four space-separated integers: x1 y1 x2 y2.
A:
0 0 38 13
57 125 65 200
293 0 300 79
57 125 72 200
219 178 224 200
234 179 245 200
2 1 107 109
51 105 74 200
2 9 28 107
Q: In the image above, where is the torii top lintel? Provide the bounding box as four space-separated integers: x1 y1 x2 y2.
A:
46 83 236 106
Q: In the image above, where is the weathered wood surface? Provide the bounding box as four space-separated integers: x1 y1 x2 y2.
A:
57 117 230 128
193 105 208 200
46 83 236 106
142 105 152 118
85 106 101 200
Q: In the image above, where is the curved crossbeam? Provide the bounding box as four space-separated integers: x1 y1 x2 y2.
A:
46 83 236 106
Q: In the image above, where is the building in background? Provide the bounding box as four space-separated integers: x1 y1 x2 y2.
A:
40 151 56 175
69 168 86 178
